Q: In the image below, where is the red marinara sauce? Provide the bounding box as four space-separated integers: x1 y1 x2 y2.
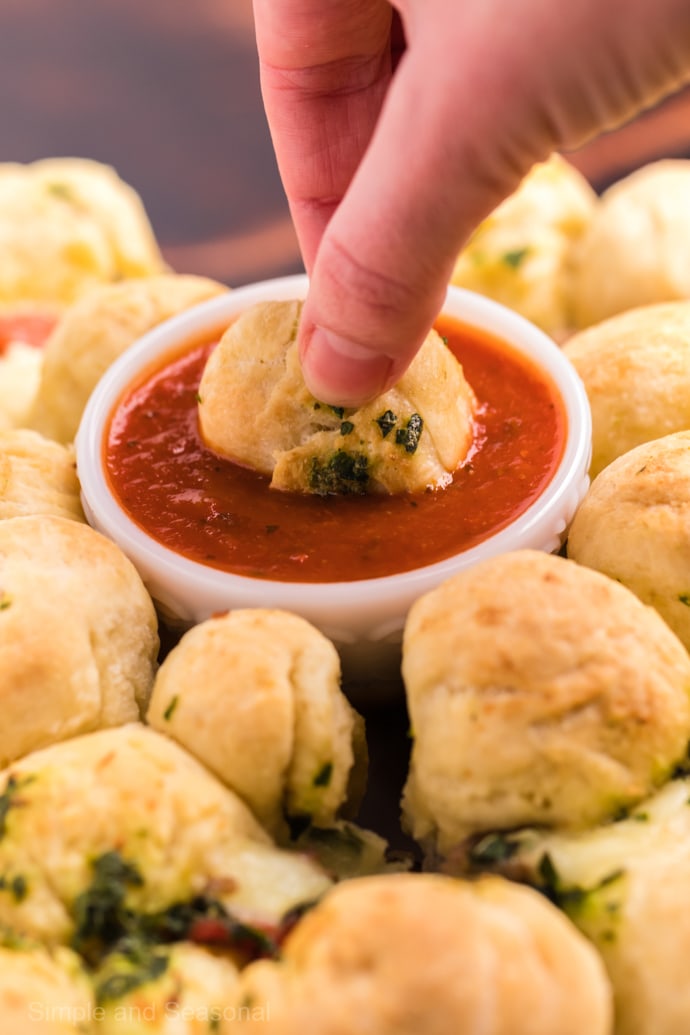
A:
0 312 57 355
105 316 567 583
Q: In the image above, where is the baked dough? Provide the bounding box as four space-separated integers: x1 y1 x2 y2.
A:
0 515 159 766
146 609 366 838
567 430 690 652
230 872 613 1035
451 153 597 339
96 941 240 1035
493 777 690 1035
571 159 690 327
0 941 93 1034
401 549 690 852
0 429 84 522
29 273 229 443
0 157 166 309
198 299 476 494
0 724 332 946
563 300 690 477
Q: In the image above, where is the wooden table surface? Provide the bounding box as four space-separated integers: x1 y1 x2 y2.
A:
3 0 690 845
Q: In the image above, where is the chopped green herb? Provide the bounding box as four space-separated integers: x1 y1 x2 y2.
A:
0 775 33 839
71 851 144 964
375 410 397 438
469 832 520 866
679 594 690 607
329 406 345 419
94 938 169 1005
441 335 449 345
0 595 11 611
395 413 423 454
46 181 74 201
0 873 28 902
537 851 625 911
309 450 369 495
339 421 355 436
502 246 530 268
195 391 203 404
313 762 333 788
162 696 178 722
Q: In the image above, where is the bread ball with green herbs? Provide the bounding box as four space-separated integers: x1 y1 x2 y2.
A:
198 299 476 495
567 430 690 653
230 872 613 1035
401 549 690 854
146 609 367 840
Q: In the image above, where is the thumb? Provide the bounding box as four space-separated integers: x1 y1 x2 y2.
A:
298 0 690 407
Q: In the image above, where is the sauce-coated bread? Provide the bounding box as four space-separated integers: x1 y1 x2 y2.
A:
568 430 690 652
0 429 84 522
198 299 476 494
564 300 690 477
401 550 690 852
571 160 690 327
146 609 366 838
230 873 613 1035
0 515 159 765
29 273 229 444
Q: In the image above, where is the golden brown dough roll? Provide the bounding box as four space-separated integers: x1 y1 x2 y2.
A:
401 550 690 853
0 157 166 309
451 153 597 338
487 777 690 1035
198 299 476 494
0 724 332 947
563 300 690 477
0 429 84 522
95 941 240 1035
146 609 366 839
567 430 690 653
0 941 94 1034
571 159 690 327
29 273 229 444
230 873 613 1035
0 515 159 766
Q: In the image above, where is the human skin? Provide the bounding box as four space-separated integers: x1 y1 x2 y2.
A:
253 0 690 405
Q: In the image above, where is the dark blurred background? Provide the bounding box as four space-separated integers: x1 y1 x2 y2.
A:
1 0 689 289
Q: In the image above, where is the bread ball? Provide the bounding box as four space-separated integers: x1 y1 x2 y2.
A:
198 299 476 495
29 273 229 444
571 160 690 327
451 153 597 338
401 550 690 853
0 941 93 1034
0 157 166 309
95 942 239 1034
0 724 332 946
0 429 84 522
490 777 690 1035
567 430 690 652
146 609 366 838
564 300 690 477
231 872 612 1035
0 515 159 765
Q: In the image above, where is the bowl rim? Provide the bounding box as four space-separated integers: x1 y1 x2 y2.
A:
76 273 592 608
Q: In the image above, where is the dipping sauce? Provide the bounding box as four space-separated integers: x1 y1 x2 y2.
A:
105 317 567 583
0 311 57 355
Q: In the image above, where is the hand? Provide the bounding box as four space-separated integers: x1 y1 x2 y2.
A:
253 0 690 405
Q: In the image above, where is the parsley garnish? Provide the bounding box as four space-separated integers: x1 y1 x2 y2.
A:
395 413 423 453
502 247 530 268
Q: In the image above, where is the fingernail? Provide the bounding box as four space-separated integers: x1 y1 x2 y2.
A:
300 327 396 407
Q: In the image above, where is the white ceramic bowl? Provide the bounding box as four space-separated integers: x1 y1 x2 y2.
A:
76 274 591 695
